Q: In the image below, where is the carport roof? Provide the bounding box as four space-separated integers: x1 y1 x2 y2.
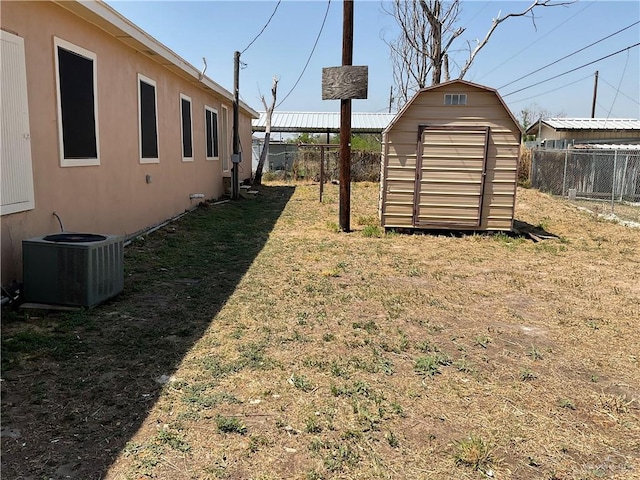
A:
252 112 395 133
525 118 640 135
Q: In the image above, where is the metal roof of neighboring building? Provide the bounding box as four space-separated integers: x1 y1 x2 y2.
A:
526 118 640 134
252 112 396 133
572 143 640 150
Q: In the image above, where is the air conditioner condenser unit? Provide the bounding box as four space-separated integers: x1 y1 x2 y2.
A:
23 233 124 307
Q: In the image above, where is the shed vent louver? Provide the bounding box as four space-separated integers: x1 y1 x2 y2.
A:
23 234 124 307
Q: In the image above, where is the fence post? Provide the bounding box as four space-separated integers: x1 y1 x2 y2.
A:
611 150 617 213
531 149 537 188
562 148 568 197
320 145 325 203
619 154 628 202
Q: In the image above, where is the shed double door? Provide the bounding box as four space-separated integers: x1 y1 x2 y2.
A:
413 126 489 227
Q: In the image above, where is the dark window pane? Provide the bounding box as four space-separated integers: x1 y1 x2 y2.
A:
212 112 218 158
140 80 158 158
206 110 213 157
58 47 97 159
181 98 192 158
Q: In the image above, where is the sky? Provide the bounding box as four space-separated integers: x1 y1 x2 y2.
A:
106 0 640 120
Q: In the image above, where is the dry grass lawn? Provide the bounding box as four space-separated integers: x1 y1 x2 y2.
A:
2 182 639 480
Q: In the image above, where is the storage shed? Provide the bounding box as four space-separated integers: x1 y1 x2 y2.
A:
379 80 522 231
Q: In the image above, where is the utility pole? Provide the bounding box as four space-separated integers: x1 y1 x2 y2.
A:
388 85 393 113
339 0 353 232
232 51 240 200
591 70 599 119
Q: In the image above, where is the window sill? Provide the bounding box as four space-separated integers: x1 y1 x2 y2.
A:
61 158 100 167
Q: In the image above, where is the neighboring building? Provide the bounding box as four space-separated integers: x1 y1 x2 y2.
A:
251 111 395 173
379 79 521 232
251 139 298 172
1 0 258 286
252 111 395 138
525 118 640 148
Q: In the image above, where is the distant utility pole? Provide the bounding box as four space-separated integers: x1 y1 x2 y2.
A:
232 51 240 200
388 86 394 113
591 70 599 119
339 0 353 232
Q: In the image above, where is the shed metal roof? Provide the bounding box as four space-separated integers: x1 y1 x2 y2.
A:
252 112 395 133
528 118 640 134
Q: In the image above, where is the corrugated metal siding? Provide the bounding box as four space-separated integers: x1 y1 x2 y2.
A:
415 128 486 227
380 83 519 231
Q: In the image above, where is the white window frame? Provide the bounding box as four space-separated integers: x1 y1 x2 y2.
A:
54 37 100 167
138 73 159 164
444 93 467 106
180 93 193 162
221 105 230 173
204 105 219 161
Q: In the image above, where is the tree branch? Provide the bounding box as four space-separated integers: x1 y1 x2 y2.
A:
458 0 576 79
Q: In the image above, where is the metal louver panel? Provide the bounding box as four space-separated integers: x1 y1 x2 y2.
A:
23 235 124 307
1 31 35 215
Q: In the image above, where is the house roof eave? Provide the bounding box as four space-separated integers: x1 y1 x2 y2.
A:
53 0 259 119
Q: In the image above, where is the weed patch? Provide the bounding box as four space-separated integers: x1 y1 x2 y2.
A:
216 415 247 435
454 435 493 472
414 353 451 377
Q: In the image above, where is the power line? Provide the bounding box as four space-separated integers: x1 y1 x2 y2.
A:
502 42 640 97
498 20 640 90
600 75 640 106
241 0 282 55
507 73 593 105
477 0 595 82
606 49 630 119
464 2 492 27
276 0 331 109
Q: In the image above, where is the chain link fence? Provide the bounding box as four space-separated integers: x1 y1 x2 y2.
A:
531 148 640 224
263 146 381 183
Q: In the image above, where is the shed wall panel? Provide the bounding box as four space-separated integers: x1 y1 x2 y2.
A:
386 155 417 168
385 193 414 204
417 193 509 206
385 167 416 181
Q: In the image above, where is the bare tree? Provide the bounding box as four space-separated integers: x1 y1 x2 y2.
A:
385 0 575 107
518 102 566 137
254 76 278 186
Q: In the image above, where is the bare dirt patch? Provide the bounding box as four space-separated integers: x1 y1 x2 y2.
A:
2 184 639 479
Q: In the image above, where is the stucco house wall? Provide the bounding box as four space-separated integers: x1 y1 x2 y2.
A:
1 0 257 285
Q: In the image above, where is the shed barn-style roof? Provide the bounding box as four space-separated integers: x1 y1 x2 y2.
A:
384 79 522 135
525 118 640 135
252 112 395 133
